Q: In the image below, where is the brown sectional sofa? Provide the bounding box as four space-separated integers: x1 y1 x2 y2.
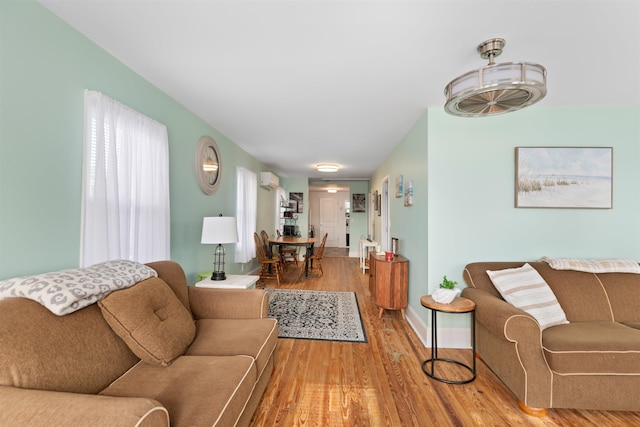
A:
462 261 640 416
0 260 278 426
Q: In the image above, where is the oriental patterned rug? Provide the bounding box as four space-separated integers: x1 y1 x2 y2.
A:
266 289 367 343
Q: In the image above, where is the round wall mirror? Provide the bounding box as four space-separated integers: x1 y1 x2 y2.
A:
195 135 221 195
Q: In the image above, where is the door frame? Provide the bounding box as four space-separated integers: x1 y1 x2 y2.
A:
381 176 390 251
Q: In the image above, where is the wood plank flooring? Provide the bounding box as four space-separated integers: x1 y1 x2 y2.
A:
250 257 640 426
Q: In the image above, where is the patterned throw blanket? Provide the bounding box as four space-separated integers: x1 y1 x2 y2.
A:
540 256 640 274
0 260 157 315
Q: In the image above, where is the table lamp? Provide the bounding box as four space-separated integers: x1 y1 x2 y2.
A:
201 216 239 280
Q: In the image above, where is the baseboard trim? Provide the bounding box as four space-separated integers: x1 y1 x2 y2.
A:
406 305 472 349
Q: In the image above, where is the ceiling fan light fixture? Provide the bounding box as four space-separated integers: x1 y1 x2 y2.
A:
316 163 340 173
444 38 547 117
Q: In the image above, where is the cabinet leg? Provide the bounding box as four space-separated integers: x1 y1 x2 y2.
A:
378 307 384 319
401 309 406 320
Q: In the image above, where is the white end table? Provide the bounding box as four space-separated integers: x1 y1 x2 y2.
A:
360 239 378 273
195 274 259 289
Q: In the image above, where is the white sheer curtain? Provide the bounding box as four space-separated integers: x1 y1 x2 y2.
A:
81 90 170 267
235 166 257 263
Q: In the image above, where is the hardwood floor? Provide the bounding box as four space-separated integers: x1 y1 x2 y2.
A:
323 247 350 257
250 257 640 426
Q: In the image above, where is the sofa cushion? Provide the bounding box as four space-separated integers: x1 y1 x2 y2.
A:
0 387 169 427
186 318 278 378
486 263 569 330
99 278 195 366
543 322 640 375
595 272 640 324
535 264 614 322
145 261 192 316
100 356 256 427
624 322 640 330
0 298 139 393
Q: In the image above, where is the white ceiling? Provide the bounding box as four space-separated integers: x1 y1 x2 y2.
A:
40 1 640 181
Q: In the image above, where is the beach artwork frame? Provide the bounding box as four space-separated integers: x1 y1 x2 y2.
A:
515 147 612 209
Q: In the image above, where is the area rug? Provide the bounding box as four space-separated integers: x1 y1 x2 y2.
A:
266 289 367 343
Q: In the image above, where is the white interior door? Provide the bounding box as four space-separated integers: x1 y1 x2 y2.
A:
319 197 339 247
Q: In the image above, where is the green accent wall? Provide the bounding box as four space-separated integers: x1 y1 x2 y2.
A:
347 181 370 249
280 177 309 238
371 111 429 320
372 106 640 330
0 1 275 282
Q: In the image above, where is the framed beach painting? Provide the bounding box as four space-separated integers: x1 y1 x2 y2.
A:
515 147 612 209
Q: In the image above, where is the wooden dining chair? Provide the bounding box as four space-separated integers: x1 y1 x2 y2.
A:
260 230 270 253
253 232 282 286
306 233 328 277
276 229 299 268
259 229 280 268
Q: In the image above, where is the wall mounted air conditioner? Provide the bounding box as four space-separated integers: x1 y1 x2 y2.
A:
260 172 279 189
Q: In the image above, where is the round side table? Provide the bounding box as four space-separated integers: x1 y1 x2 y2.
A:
420 295 476 384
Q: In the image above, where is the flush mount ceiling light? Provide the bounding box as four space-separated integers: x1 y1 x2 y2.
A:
444 38 547 117
316 163 340 173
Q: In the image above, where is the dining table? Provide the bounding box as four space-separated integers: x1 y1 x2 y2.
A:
268 236 318 278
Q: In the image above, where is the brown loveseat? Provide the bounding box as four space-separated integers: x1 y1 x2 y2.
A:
462 261 640 416
0 260 278 426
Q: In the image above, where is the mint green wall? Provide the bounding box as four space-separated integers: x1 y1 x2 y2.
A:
427 105 640 286
0 2 274 282
371 111 429 317
280 177 309 237
347 181 369 247
372 106 640 330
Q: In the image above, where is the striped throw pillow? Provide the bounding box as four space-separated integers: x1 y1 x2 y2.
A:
486 263 569 330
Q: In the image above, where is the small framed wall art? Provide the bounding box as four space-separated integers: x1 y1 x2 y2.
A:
289 192 303 213
404 180 413 206
352 193 366 212
395 175 403 198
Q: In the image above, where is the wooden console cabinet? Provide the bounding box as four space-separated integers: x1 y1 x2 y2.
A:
369 253 409 319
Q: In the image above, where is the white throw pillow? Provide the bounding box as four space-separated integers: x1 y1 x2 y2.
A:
486 263 569 330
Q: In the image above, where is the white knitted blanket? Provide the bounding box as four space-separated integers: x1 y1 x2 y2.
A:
539 257 640 274
0 260 157 315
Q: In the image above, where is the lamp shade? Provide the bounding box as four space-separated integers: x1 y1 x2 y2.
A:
201 217 239 244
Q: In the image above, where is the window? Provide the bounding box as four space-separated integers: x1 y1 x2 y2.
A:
234 166 257 263
81 90 170 266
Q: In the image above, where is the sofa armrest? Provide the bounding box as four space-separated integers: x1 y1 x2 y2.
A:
462 287 553 409
0 386 168 427
188 287 269 319
462 287 541 341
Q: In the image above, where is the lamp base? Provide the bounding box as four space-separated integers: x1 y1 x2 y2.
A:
211 271 226 281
